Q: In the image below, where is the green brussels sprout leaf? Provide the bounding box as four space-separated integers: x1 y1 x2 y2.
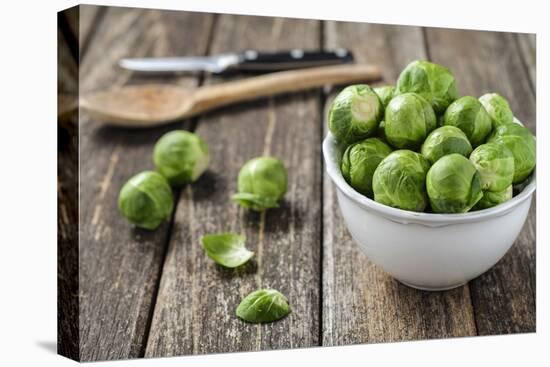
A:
421 125 472 164
395 60 459 114
426 154 483 213
153 130 210 187
236 289 290 323
442 96 492 146
118 171 174 230
341 137 393 197
372 150 430 212
328 85 383 145
201 233 254 268
231 192 279 211
474 186 513 210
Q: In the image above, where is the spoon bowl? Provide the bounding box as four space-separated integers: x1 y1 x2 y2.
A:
80 84 195 127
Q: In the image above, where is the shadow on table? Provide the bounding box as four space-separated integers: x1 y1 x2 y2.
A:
35 340 57 355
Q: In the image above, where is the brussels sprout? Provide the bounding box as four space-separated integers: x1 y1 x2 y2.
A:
372 150 430 212
153 130 210 187
474 186 513 210
469 142 514 192
488 124 536 184
479 93 514 128
328 85 383 145
374 85 395 108
395 60 459 114
232 157 287 211
341 138 393 197
421 126 472 164
442 96 492 146
426 154 483 213
384 93 436 150
118 171 174 230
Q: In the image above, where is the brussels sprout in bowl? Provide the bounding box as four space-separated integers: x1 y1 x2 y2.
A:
384 93 436 150
322 129 535 291
328 84 383 145
395 60 458 114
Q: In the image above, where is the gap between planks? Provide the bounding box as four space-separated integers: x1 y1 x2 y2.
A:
140 13 220 357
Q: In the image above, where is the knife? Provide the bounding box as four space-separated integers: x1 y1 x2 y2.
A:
119 49 354 74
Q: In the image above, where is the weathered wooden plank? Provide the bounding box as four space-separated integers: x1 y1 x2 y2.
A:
322 22 477 347
79 5 103 45
58 5 102 62
58 123 80 361
57 22 80 360
516 33 536 90
425 28 536 335
145 15 322 357
57 23 78 123
78 7 214 361
78 5 105 58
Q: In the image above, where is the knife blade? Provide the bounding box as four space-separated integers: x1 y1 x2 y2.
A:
119 49 354 74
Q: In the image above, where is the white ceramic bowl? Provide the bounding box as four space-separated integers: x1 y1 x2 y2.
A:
323 131 536 291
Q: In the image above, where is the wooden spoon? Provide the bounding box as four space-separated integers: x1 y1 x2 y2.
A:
80 64 381 128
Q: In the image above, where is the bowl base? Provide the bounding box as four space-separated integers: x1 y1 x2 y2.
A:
397 279 467 292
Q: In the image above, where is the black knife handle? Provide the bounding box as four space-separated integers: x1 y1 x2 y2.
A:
232 49 354 72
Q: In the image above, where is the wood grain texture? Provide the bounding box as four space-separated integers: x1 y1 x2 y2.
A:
78 7 214 361
58 5 102 62
57 18 80 360
57 22 78 124
145 15 322 357
516 33 536 90
425 28 536 335
78 5 106 59
58 119 80 361
322 22 478 347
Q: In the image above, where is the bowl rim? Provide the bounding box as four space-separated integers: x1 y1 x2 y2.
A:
322 128 536 226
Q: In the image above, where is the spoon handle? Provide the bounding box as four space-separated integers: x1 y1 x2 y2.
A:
188 64 381 116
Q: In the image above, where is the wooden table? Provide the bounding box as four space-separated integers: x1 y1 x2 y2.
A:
57 5 536 362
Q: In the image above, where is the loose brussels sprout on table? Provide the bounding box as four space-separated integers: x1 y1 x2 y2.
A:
474 185 513 210
469 142 514 192
374 85 395 108
372 150 430 212
479 93 514 128
384 93 436 150
421 125 472 164
488 124 536 184
328 84 383 145
153 130 210 187
442 96 492 146
232 156 288 211
118 171 174 230
426 154 483 213
341 137 393 197
395 60 459 114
